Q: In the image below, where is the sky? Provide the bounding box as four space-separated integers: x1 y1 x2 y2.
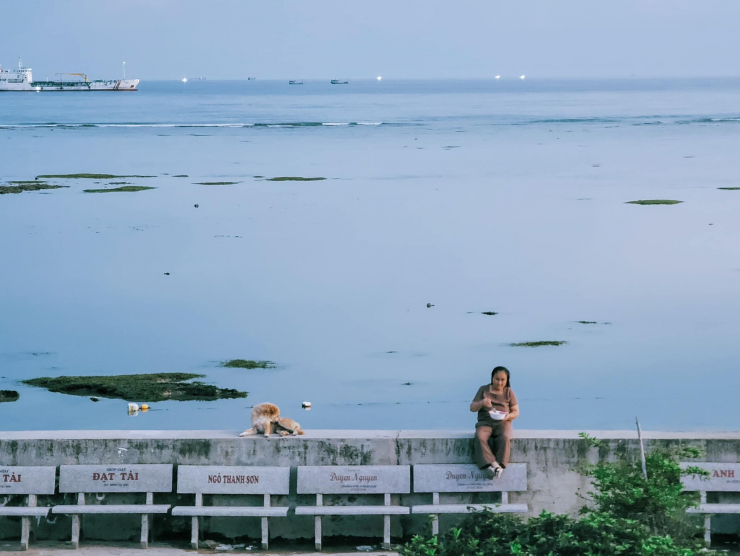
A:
1 0 739 80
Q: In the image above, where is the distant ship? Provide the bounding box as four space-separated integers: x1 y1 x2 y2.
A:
247 77 256 81
0 59 139 91
289 79 303 85
330 79 349 85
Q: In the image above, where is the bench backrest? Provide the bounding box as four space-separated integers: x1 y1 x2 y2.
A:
59 464 173 493
297 466 411 494
681 462 740 492
177 466 290 495
413 464 527 493
0 466 56 495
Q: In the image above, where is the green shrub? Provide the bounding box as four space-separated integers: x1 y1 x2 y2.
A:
400 440 711 556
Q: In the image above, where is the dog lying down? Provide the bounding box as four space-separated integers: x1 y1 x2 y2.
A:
239 402 305 438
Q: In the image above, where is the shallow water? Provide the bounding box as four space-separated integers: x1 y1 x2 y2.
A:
1 79 739 432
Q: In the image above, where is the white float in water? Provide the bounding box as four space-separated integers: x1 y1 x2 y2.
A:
495 75 501 79
520 75 526 80
377 76 382 81
182 78 188 83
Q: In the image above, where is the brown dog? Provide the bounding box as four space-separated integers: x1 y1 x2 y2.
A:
239 403 280 438
274 416 305 437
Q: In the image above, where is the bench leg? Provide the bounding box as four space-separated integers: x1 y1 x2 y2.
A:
71 515 80 549
261 516 269 550
190 516 199 550
20 516 30 551
704 514 711 545
383 514 391 550
432 514 439 537
314 516 322 551
140 514 149 549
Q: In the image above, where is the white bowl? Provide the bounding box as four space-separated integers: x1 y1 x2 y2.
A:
489 410 507 421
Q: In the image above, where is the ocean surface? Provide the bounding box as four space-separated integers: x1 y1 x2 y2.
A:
1 78 739 432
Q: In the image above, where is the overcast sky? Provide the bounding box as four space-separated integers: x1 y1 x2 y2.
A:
2 0 739 80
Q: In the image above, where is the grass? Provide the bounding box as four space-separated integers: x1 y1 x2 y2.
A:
173 175 189 178
22 373 247 402
481 311 499 316
1 182 68 195
718 187 740 191
0 390 19 403
267 177 326 182
107 181 131 185
36 174 156 179
510 341 567 347
194 181 240 185
626 200 683 205
83 186 155 193
221 359 276 369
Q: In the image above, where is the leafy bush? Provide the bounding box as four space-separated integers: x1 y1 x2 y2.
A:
400 438 711 556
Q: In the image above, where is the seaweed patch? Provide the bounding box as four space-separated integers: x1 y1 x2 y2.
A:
22 373 247 401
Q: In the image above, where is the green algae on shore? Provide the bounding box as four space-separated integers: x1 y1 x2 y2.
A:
0 390 19 403
22 373 247 402
626 200 683 205
481 311 499 316
221 359 276 369
36 174 156 179
510 341 567 347
173 175 189 178
194 181 240 185
83 186 155 193
267 177 326 182
718 187 740 191
1 182 68 195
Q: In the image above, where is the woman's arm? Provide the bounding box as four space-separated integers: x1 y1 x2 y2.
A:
505 404 519 421
470 388 492 412
470 398 492 412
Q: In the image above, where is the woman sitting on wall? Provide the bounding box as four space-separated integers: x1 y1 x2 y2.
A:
469 366 520 478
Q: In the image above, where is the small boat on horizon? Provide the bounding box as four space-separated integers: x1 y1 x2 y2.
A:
330 79 349 85
247 76 256 81
289 79 303 85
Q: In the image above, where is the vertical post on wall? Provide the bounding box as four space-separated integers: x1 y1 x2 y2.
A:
431 492 440 536
314 493 323 551
701 491 711 545
261 494 270 550
191 492 202 549
20 494 36 550
383 493 392 550
71 493 85 549
636 417 648 480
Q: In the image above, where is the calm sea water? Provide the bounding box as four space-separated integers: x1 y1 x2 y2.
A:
1 79 739 432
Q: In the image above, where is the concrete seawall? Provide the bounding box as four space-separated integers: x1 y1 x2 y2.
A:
2 430 739 544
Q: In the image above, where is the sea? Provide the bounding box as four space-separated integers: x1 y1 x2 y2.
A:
1 78 739 432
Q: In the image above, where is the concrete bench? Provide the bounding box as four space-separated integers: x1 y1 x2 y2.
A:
681 462 740 545
0 466 56 551
52 464 172 549
171 465 290 550
295 465 410 550
412 464 528 535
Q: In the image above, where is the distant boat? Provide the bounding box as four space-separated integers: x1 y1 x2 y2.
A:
330 79 349 85
289 79 303 85
247 77 256 81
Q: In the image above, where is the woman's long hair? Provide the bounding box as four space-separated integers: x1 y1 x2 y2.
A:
491 366 510 388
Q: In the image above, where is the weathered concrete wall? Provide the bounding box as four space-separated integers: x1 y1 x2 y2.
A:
1 430 739 544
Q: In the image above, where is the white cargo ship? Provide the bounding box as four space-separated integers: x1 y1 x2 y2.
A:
0 59 139 91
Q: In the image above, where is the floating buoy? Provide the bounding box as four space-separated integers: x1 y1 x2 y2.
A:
141 404 149 411
127 402 139 413
302 401 312 409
